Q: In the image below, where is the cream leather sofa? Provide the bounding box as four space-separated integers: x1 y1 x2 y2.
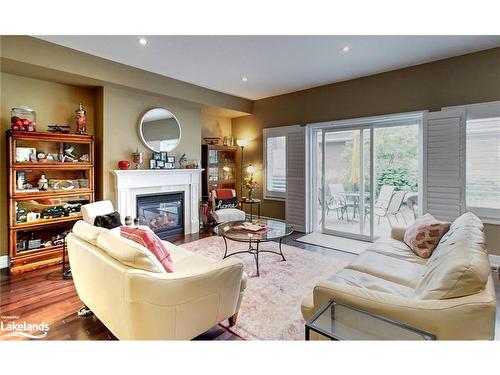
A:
68 219 247 340
301 212 496 340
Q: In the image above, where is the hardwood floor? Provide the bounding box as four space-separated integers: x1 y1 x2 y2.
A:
1 229 498 340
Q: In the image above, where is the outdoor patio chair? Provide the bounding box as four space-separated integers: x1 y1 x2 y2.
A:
372 185 395 225
374 190 407 227
319 186 347 221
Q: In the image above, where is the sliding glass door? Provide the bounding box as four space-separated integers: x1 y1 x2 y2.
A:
310 115 421 242
321 127 374 241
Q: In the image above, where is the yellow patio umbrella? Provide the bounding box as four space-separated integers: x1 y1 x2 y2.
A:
350 130 360 190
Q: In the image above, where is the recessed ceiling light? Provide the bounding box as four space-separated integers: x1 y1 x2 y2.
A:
342 45 350 52
241 76 248 82
138 37 148 46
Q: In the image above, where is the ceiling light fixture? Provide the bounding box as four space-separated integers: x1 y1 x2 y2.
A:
138 37 148 46
341 45 350 52
241 76 248 82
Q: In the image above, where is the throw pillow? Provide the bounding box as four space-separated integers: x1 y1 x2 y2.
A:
215 189 234 199
94 211 122 229
404 213 450 259
215 197 238 210
120 226 174 273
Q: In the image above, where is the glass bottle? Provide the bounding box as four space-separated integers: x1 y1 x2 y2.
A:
75 103 87 135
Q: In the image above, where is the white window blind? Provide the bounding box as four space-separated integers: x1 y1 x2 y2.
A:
422 109 466 222
266 136 287 194
286 129 306 232
466 117 500 219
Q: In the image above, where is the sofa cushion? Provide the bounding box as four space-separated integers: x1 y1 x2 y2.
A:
346 251 425 288
404 213 450 258
325 269 414 298
212 208 246 223
120 226 174 273
367 238 427 265
81 200 115 225
72 220 108 245
414 212 490 300
96 230 166 273
449 211 484 231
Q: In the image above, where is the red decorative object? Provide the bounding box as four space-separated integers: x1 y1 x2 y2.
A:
11 107 37 132
75 103 87 135
118 160 130 170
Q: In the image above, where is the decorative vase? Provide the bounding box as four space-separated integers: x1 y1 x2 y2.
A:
248 190 253 201
118 160 130 170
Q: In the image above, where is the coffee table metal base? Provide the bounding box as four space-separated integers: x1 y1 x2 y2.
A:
222 236 286 277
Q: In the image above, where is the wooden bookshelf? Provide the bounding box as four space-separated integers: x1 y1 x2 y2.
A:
201 144 238 200
7 130 95 274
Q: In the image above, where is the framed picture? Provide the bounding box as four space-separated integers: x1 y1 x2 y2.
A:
152 152 161 161
165 162 174 169
167 156 175 163
156 160 165 168
160 151 168 161
149 159 157 169
16 147 37 162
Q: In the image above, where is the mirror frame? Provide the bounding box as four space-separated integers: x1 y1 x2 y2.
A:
138 108 182 152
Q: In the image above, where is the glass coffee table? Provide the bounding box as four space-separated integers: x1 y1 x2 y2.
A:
214 219 293 277
305 300 435 340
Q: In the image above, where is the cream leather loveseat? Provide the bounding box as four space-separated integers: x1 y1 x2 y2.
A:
301 212 496 340
68 220 247 340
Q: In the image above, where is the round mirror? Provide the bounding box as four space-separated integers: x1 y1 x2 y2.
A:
138 108 181 152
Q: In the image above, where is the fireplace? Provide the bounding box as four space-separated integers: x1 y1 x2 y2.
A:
136 192 184 239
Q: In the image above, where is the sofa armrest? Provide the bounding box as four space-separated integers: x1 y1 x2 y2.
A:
126 257 245 305
123 257 246 339
310 277 496 340
390 226 406 242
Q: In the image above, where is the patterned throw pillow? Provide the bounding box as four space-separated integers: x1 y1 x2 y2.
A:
404 213 450 259
214 197 239 210
120 226 174 272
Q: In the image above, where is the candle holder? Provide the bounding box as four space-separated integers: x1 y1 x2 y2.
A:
132 149 143 169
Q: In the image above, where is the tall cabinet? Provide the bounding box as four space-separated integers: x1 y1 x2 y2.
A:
7 130 95 274
201 144 238 200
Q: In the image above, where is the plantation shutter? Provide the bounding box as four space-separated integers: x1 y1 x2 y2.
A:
286 128 306 232
422 109 466 221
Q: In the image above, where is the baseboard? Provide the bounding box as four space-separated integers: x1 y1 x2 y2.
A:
490 254 500 272
0 255 9 269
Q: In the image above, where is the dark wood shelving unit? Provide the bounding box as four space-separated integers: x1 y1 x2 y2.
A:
201 144 238 200
7 130 95 274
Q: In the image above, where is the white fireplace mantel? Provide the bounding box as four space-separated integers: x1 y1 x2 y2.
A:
111 169 203 234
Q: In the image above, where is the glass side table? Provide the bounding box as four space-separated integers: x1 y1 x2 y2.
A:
305 300 435 340
240 198 261 221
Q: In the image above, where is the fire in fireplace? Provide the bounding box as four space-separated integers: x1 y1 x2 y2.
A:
136 192 184 239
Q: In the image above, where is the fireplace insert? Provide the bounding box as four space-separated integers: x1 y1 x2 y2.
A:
136 192 184 239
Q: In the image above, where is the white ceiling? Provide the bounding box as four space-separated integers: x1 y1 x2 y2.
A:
37 35 500 100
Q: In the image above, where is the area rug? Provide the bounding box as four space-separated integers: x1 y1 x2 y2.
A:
180 236 350 340
296 232 370 255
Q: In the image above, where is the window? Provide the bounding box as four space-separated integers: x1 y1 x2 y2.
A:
266 136 287 195
263 125 301 200
466 116 500 215
442 101 500 222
